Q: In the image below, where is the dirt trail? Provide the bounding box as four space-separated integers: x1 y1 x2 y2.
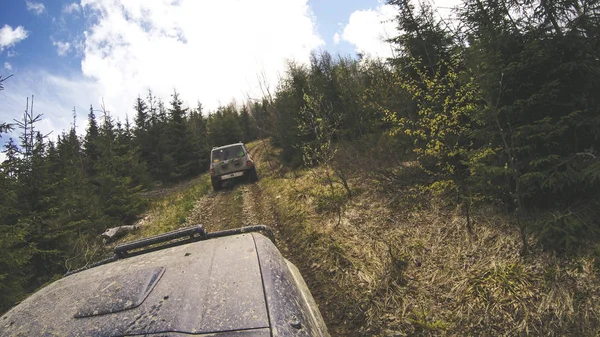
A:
185 142 281 234
184 187 243 232
184 168 289 252
241 183 292 255
136 139 600 336
176 140 340 327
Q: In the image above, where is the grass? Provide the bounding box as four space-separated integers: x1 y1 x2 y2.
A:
115 174 212 243
249 139 600 337
105 138 600 336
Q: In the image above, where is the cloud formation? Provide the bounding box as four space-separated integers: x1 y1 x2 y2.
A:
338 0 463 59
77 0 323 121
2 0 325 153
62 2 81 14
26 1 46 15
338 4 397 59
0 25 29 52
53 40 71 56
333 32 341 44
0 69 101 140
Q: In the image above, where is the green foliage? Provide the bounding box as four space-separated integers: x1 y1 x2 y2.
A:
160 91 198 180
1 0 599 315
374 0 600 251
0 122 14 136
207 103 244 147
458 0 600 250
266 52 392 166
0 86 266 311
395 58 479 181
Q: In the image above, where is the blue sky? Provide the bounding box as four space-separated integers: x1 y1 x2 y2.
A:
1 0 387 76
0 0 401 148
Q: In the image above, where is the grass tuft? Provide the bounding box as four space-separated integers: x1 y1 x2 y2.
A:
114 175 211 243
250 138 600 337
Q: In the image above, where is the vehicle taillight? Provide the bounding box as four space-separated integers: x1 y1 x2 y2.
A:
247 161 253 168
210 168 214 176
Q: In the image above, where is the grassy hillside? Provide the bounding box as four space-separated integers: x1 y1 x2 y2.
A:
248 139 600 336
108 138 600 336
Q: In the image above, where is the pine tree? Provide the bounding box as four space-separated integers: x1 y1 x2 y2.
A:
2 138 20 178
84 105 100 176
270 62 309 165
166 90 196 180
134 96 148 134
386 0 454 78
459 0 600 251
0 159 31 311
0 122 13 136
239 104 252 142
155 99 175 180
188 102 209 173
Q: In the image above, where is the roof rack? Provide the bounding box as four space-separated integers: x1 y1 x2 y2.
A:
64 225 275 277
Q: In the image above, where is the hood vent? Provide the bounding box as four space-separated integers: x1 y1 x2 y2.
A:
74 266 165 318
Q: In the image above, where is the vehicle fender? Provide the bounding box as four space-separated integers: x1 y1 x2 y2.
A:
252 233 330 337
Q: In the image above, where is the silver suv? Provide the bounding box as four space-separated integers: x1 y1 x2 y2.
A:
0 225 330 336
210 142 258 191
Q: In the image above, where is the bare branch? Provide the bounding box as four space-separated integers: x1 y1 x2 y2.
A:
0 74 14 91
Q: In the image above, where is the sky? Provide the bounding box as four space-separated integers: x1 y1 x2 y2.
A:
0 0 457 151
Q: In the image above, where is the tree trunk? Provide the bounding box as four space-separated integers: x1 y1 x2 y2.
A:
336 166 352 198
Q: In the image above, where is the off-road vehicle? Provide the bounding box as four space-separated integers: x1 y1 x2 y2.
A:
0 225 330 336
210 142 258 191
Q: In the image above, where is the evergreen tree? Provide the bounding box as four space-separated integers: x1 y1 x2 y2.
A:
459 0 600 250
165 90 197 180
239 104 253 142
134 96 149 134
188 102 209 172
155 99 175 180
84 105 100 175
387 0 454 78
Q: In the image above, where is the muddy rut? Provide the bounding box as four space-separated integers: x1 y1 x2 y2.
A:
186 180 291 251
177 143 351 336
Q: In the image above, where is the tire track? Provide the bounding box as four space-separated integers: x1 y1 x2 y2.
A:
185 188 244 232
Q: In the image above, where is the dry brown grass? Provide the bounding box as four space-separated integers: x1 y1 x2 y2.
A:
107 138 600 336
250 138 600 337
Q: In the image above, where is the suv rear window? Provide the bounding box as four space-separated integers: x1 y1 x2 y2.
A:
212 145 245 162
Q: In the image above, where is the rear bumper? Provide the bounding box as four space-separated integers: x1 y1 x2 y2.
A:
219 171 245 180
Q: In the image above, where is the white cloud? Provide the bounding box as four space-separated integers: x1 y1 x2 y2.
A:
63 2 81 14
0 25 29 52
0 69 102 143
1 0 324 150
7 50 18 58
26 1 46 15
53 40 71 56
340 0 463 59
78 0 323 119
340 4 397 59
333 32 341 44
4 62 12 71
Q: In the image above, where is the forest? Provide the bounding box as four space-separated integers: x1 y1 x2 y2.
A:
1 0 599 317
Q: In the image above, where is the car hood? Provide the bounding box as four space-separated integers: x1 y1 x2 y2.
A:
1 234 269 337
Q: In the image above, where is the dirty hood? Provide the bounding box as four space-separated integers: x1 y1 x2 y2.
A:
1 234 270 336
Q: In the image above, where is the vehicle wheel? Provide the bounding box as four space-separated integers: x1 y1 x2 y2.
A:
248 168 259 183
211 178 222 191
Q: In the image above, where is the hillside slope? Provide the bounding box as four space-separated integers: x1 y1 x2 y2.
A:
123 139 600 337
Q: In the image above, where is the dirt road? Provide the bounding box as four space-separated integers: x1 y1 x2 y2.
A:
180 142 351 336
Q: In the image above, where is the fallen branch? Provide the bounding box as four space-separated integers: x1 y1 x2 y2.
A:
101 225 139 243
